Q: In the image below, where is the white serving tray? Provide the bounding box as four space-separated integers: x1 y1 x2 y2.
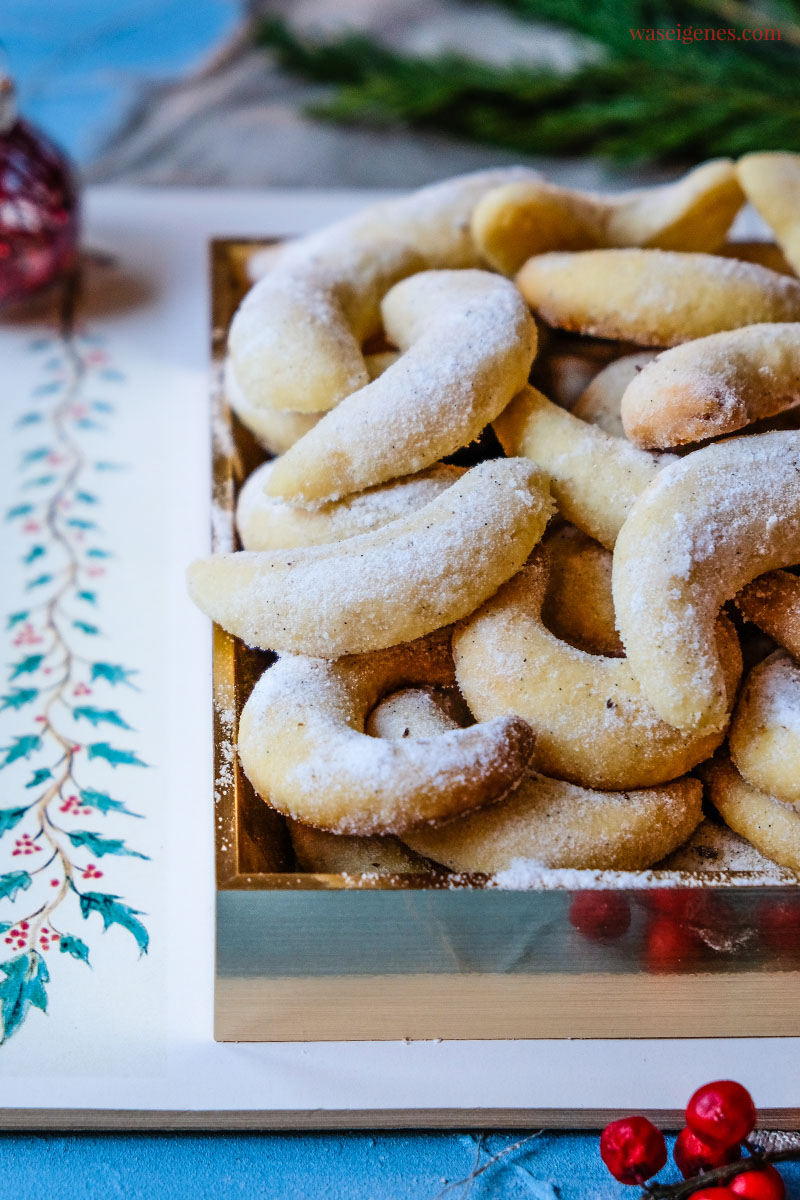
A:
0 187 798 1129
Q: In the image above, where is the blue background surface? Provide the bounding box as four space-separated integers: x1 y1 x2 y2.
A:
1 2 798 1195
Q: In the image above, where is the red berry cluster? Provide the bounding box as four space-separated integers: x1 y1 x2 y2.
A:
4 921 29 951
81 862 102 880
38 927 60 953
12 833 41 856
59 793 91 817
600 1081 786 1198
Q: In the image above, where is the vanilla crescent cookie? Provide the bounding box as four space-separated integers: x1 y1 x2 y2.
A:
368 688 703 871
737 153 800 277
237 631 535 835
736 570 800 660
236 460 463 551
620 324 800 448
541 525 623 657
515 250 800 346
286 818 436 876
473 160 742 275
188 458 553 658
452 550 740 790
613 431 800 734
229 166 538 415
729 651 800 809
494 385 674 549
223 356 322 456
706 755 800 873
224 351 399 456
265 270 536 504
571 352 658 439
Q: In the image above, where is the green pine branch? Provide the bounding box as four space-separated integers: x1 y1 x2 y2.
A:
257 1 800 163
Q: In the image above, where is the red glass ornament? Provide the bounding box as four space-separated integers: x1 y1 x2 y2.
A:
686 1080 757 1149
729 1165 786 1200
568 891 631 941
674 1126 741 1178
0 76 79 306
599 1115 667 1184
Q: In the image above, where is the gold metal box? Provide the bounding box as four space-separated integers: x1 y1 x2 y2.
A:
211 239 800 1045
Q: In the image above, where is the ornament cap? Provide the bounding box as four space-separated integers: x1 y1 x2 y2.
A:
0 76 16 133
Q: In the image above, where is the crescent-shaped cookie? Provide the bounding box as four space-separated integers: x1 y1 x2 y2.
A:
265 269 536 504
236 461 463 551
237 631 535 835
368 688 703 872
613 431 800 733
729 651 800 809
620 324 800 448
473 160 742 274
494 385 674 549
515 250 800 346
452 550 740 790
189 458 553 657
737 153 800 277
707 755 800 874
229 166 538 415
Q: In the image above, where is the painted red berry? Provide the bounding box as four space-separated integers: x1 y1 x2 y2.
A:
600 1116 667 1184
674 1126 741 1178
569 892 631 941
729 1165 786 1199
686 1081 757 1148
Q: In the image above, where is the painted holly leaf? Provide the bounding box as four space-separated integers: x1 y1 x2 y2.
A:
91 662 138 688
21 448 50 465
75 491 97 504
86 743 147 769
10 655 44 679
79 892 149 955
76 590 96 605
25 767 52 789
26 574 53 590
75 418 104 431
80 788 141 819
91 401 113 414
73 707 132 730
72 621 99 636
15 413 42 427
22 546 45 565
23 474 56 488
6 611 29 629
93 462 124 472
0 923 11 935
28 337 52 351
32 380 61 396
100 368 125 382
0 687 38 711
6 504 34 519
0 952 49 1043
0 807 29 835
0 871 32 902
87 547 112 558
66 518 97 531
68 830 148 860
1 734 42 767
59 935 90 965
